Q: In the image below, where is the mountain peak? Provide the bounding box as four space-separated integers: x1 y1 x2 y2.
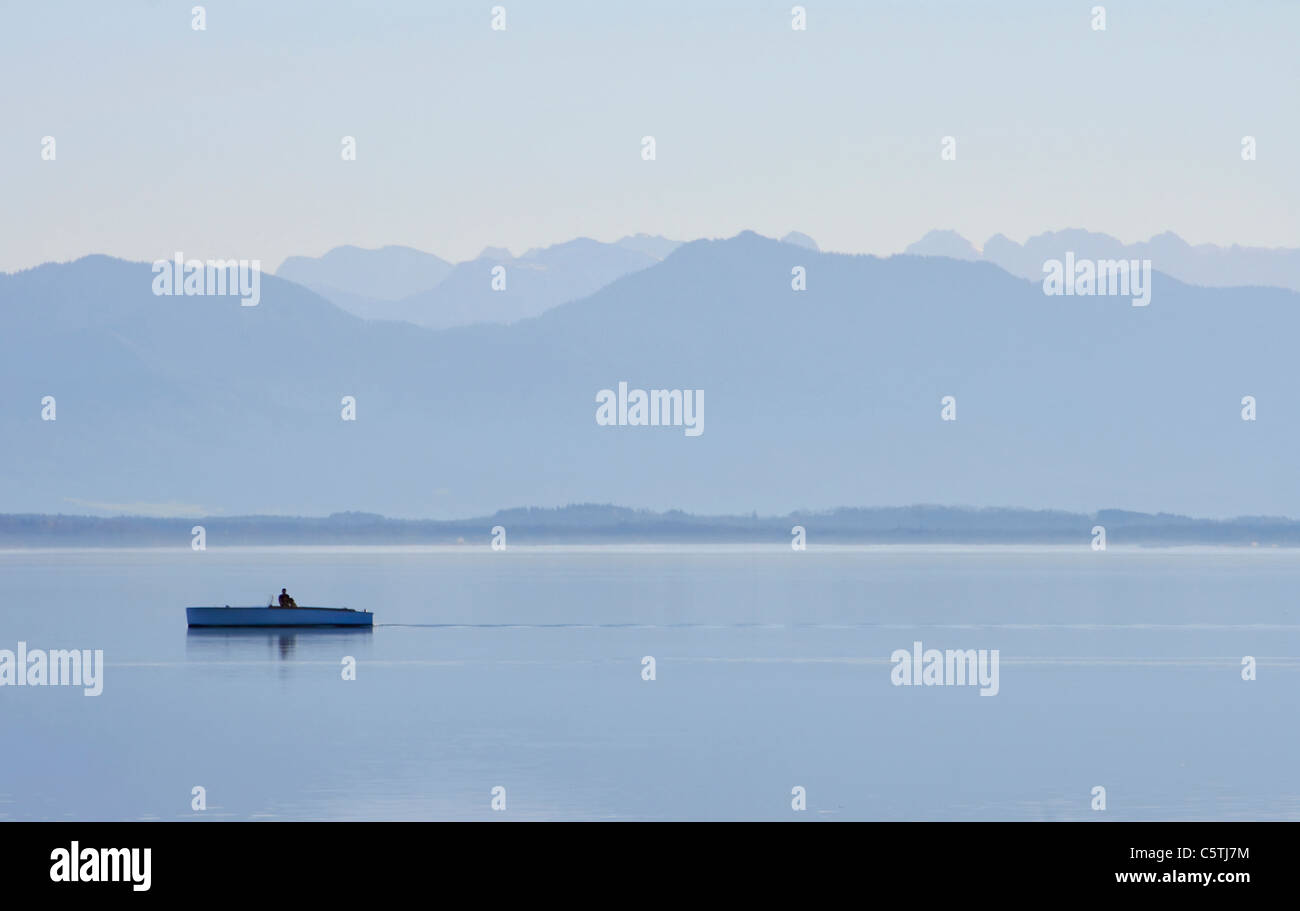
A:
904 230 979 260
614 234 682 261
780 231 820 252
275 244 454 303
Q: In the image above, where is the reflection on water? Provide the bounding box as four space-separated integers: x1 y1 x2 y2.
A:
185 627 373 662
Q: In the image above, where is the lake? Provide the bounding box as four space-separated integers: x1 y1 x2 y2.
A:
2 545 1297 820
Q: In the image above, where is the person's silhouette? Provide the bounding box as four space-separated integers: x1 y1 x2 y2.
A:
278 588 299 609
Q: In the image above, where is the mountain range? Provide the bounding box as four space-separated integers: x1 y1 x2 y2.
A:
2 230 1297 519
906 229 1300 292
276 235 682 329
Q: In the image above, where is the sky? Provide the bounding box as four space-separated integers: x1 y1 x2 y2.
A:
2 0 1297 273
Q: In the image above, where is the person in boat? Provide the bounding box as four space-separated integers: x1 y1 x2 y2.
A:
278 588 299 609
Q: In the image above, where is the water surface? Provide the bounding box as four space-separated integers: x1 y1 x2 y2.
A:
2 545 1297 820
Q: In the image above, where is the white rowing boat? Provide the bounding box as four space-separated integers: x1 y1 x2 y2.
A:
185 606 373 628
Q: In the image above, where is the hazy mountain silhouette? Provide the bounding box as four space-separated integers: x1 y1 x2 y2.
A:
276 235 681 330
275 244 454 314
781 232 820 252
374 236 666 329
6 505 1297 546
615 233 683 261
908 229 1300 291
2 233 1296 519
904 230 980 260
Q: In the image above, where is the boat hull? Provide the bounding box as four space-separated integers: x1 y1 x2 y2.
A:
186 607 373 628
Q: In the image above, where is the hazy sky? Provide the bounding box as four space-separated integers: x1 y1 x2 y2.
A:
2 0 1296 272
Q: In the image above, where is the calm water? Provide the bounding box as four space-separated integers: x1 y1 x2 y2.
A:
2 545 1298 820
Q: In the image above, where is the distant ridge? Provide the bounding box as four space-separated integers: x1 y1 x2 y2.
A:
276 244 454 305
905 228 1300 291
615 234 684 260
904 230 979 261
274 235 681 329
380 236 669 329
781 231 820 252
3 505 1298 547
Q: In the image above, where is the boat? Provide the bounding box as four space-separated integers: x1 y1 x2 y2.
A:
185 606 373 628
